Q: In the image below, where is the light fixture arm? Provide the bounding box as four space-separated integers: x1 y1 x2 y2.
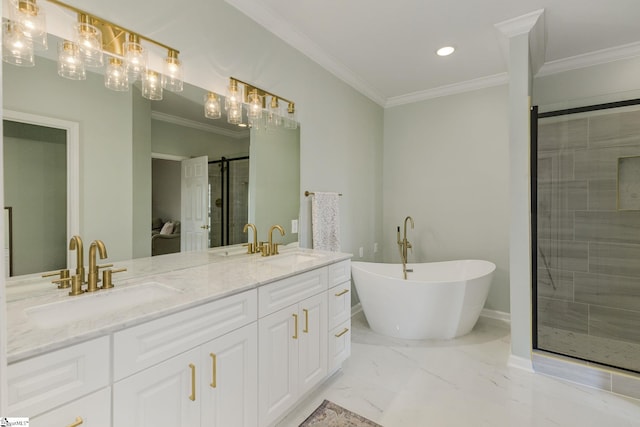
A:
230 76 295 112
45 0 179 54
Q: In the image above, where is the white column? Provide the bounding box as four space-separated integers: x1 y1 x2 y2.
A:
495 10 545 370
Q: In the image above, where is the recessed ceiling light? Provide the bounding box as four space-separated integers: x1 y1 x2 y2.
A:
436 46 455 57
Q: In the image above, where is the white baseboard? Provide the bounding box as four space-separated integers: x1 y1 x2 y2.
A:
480 308 511 323
351 303 362 317
508 354 534 372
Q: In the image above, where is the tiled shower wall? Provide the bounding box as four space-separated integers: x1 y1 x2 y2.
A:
536 105 640 373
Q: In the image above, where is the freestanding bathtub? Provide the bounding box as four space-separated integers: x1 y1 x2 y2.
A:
351 260 495 340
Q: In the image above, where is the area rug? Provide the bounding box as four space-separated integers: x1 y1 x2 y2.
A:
299 400 383 426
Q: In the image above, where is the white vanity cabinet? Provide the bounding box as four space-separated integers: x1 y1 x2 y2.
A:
328 260 352 373
30 387 111 427
7 336 110 420
257 268 329 427
112 290 258 427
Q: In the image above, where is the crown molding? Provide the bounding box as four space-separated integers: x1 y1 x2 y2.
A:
151 111 250 139
224 0 386 106
537 41 640 77
385 73 509 108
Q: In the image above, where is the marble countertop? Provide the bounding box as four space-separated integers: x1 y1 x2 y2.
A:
6 246 351 363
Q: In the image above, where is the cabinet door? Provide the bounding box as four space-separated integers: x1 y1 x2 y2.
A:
114 348 200 427
30 387 110 427
258 306 299 427
201 323 258 427
298 292 328 396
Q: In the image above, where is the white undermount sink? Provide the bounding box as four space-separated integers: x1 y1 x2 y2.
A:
259 252 323 267
26 282 182 329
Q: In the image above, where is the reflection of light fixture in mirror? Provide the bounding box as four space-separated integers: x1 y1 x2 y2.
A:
74 14 103 67
204 92 221 119
2 21 35 67
226 79 243 125
247 89 263 120
105 57 128 91
57 40 85 80
142 70 162 100
11 0 47 50
123 33 147 81
267 96 283 127
162 49 183 92
284 102 297 129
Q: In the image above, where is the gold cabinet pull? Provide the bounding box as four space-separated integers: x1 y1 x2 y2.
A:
189 363 196 401
335 288 349 297
292 313 298 339
210 352 217 388
303 308 309 333
335 328 349 338
67 417 84 427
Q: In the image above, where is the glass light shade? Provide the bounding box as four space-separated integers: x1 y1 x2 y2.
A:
123 39 147 82
227 103 243 125
2 21 34 67
105 57 129 91
57 40 85 80
267 97 283 127
162 51 183 92
142 70 163 100
284 103 298 129
12 0 47 51
225 81 242 112
74 20 103 68
204 93 221 119
247 89 263 120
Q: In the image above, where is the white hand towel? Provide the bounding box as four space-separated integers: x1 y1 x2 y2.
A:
311 192 341 251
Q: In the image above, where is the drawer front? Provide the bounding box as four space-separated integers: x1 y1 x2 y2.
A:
8 336 110 417
328 259 351 288
30 387 111 427
328 320 351 374
328 281 351 330
114 289 257 380
258 267 328 317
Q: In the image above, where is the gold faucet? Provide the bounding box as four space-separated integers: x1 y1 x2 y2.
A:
265 225 285 256
69 235 85 282
397 216 414 279
87 240 111 292
243 223 258 254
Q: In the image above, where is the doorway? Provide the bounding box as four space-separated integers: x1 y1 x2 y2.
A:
532 99 640 373
208 156 249 247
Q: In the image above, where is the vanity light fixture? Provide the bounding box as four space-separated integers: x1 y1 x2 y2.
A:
3 0 182 97
57 39 85 80
436 46 455 57
228 77 297 129
105 57 128 91
162 49 183 92
10 0 47 51
204 92 222 119
2 20 35 67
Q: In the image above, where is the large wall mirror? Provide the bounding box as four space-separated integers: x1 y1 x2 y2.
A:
2 32 300 279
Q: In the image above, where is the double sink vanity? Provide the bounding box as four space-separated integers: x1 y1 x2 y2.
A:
5 244 352 427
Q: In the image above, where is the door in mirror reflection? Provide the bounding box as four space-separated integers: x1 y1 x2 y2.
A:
209 156 249 247
3 120 67 276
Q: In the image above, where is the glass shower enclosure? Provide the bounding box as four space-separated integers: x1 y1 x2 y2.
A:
533 99 640 373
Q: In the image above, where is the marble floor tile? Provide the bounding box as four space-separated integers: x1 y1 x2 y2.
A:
278 313 640 427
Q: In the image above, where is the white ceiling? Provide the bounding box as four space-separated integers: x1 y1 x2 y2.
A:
225 0 640 107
